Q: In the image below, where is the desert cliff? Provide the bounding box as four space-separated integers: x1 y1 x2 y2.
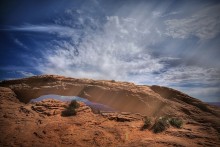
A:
0 75 219 146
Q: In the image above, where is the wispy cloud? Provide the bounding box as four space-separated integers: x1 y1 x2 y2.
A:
10 24 69 32
36 15 164 80
165 5 220 40
14 38 29 50
3 0 220 101
33 2 219 87
16 71 35 77
9 24 80 38
156 66 220 85
0 71 35 80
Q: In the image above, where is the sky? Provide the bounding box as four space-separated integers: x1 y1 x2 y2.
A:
0 0 220 102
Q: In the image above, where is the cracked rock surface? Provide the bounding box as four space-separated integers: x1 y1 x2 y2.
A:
0 75 220 146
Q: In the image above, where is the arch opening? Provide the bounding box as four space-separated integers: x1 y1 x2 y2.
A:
30 94 116 113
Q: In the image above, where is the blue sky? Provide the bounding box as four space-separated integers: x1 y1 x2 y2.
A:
0 0 220 102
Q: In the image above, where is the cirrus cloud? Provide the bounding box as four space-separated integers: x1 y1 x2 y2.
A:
3 0 220 102
165 5 220 40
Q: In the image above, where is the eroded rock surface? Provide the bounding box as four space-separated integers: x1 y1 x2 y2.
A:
0 75 220 146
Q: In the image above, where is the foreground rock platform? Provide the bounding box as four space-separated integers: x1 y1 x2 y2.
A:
0 75 219 146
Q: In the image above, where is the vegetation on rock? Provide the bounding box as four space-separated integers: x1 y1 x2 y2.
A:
141 116 152 130
61 100 79 116
153 116 170 133
169 117 183 128
152 116 183 133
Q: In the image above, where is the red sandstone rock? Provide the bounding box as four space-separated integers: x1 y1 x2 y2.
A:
0 75 219 146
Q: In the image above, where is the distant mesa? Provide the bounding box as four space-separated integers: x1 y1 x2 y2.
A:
207 102 220 107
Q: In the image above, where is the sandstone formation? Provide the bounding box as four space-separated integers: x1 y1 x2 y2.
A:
0 75 220 146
